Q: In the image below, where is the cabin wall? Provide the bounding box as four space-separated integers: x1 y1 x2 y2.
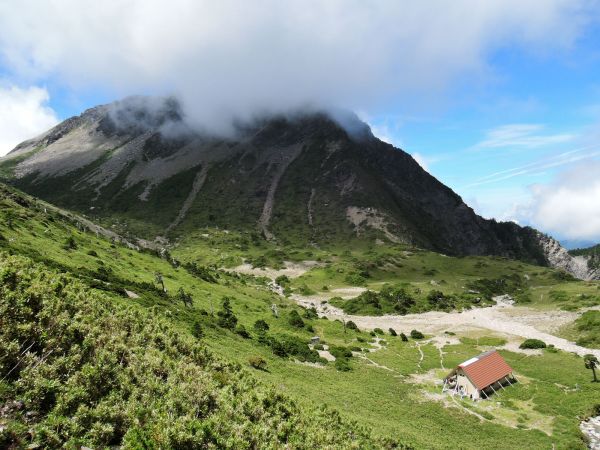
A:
456 370 480 399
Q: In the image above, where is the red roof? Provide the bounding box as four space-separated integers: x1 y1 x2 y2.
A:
459 350 513 390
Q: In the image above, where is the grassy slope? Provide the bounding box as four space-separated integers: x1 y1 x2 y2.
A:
1 184 599 449
0 253 399 449
560 310 600 349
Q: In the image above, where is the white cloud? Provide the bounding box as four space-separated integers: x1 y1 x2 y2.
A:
0 84 58 156
0 0 594 133
368 121 404 148
477 124 575 148
519 160 600 240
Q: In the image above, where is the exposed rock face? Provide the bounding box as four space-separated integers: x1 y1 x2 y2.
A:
1 96 596 279
537 234 597 281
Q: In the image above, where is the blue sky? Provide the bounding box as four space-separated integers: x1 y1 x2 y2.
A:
0 1 599 244
366 25 600 244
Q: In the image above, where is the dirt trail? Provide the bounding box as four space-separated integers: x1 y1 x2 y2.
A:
415 342 424 370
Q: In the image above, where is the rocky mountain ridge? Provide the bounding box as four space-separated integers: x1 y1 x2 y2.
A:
2 96 597 280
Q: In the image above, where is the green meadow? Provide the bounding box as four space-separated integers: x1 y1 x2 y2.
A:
1 184 599 449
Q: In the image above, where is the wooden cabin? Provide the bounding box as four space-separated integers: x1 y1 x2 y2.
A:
443 350 515 400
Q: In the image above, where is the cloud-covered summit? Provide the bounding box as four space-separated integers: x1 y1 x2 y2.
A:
0 0 593 135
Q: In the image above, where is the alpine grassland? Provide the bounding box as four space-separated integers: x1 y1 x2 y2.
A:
1 183 599 449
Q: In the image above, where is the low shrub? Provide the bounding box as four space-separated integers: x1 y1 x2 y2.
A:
288 310 305 328
62 236 78 250
519 338 546 349
329 346 353 359
191 319 204 339
253 319 270 332
410 330 424 339
235 324 251 339
303 307 319 319
297 284 315 295
388 328 397 336
346 320 359 331
334 358 352 372
248 356 268 370
275 275 290 286
217 297 238 330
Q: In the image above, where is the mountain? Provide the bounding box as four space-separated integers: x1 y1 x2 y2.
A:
560 239 597 250
1 96 596 279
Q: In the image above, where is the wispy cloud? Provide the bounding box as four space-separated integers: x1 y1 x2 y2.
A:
462 143 600 188
476 123 575 149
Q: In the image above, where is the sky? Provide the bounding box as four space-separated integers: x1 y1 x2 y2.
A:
0 0 599 245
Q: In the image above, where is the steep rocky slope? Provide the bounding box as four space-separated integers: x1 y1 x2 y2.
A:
1 96 596 279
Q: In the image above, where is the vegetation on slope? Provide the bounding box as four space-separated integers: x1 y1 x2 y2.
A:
564 311 600 349
1 183 600 449
0 253 403 449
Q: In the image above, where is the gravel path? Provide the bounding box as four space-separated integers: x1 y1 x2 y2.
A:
292 292 600 359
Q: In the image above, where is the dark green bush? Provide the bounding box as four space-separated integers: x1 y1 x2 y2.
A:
519 338 546 349
275 274 290 285
303 307 318 319
183 262 218 283
410 330 424 339
253 319 270 332
235 324 251 339
288 310 305 328
329 346 353 359
335 358 352 372
345 320 359 331
191 319 204 339
217 297 238 330
388 328 397 336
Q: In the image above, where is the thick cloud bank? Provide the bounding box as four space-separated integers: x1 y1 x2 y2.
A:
525 161 600 241
0 84 58 155
0 0 592 134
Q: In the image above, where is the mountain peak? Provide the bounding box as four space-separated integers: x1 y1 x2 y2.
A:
1 96 596 280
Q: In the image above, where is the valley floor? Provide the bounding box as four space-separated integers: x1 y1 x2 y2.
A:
290 290 600 359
